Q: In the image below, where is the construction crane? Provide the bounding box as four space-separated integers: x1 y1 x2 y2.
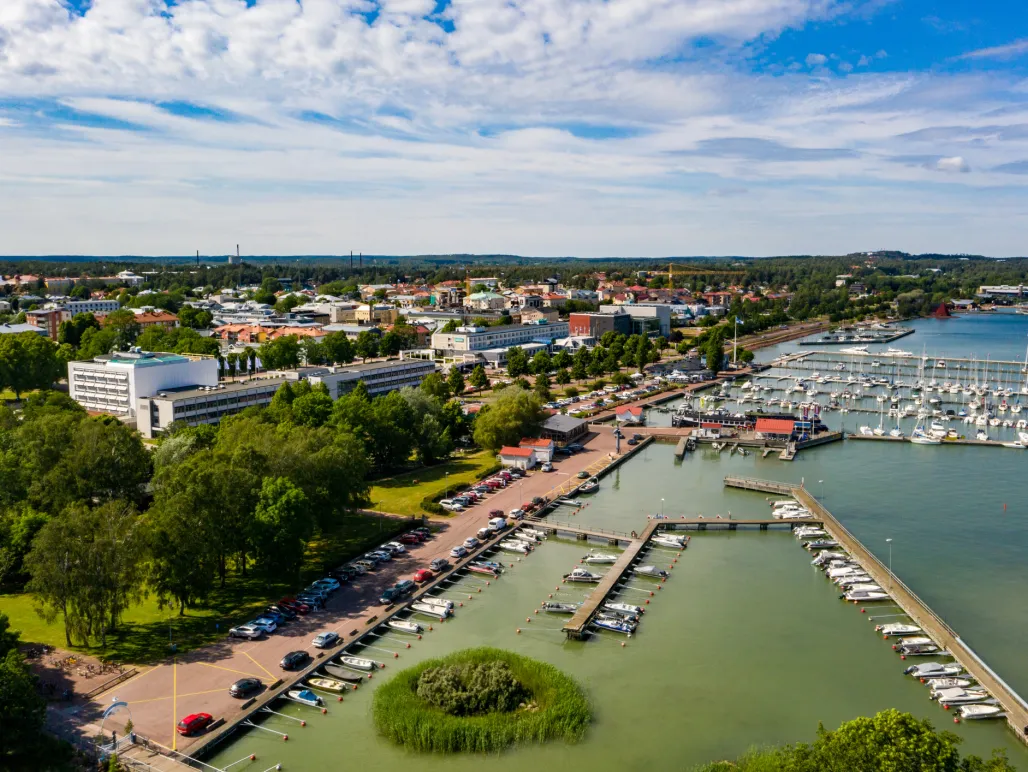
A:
667 263 746 284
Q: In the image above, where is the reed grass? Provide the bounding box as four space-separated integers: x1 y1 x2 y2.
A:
372 647 591 753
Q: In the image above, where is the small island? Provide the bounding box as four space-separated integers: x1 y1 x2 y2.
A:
372 647 591 753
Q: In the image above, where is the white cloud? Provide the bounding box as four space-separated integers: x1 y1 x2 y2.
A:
934 156 971 173
958 39 1028 61
806 53 828 67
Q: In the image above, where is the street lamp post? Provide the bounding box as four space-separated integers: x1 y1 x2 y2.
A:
886 538 893 590
818 479 825 500
661 498 665 518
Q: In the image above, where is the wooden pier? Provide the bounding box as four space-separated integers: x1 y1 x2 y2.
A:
725 475 1028 746
847 433 1015 448
561 521 660 639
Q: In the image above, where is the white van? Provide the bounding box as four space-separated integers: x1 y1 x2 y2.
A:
488 517 507 532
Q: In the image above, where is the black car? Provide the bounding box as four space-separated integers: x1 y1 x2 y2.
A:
266 605 296 620
229 677 263 698
280 650 309 671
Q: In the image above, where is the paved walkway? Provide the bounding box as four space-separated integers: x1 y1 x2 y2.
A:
55 429 620 753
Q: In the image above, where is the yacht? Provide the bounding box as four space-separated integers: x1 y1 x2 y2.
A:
633 565 669 579
499 540 531 554
876 622 921 636
794 527 828 539
904 662 964 678
582 552 619 564
804 539 840 551
843 589 891 602
933 687 991 706
925 677 974 690
604 601 643 615
563 568 602 583
651 534 689 549
578 477 600 494
958 704 1005 720
418 597 454 611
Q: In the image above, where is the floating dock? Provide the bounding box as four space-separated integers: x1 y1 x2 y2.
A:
724 475 1028 746
798 327 914 346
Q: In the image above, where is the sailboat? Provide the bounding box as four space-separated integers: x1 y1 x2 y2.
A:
910 414 941 445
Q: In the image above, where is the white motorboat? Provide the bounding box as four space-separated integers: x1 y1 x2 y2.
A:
522 528 547 539
843 589 890 602
897 641 940 656
633 565 669 579
499 540 531 554
1002 441 1027 449
651 534 688 549
770 499 800 509
825 565 863 579
338 655 377 671
925 677 974 690
933 687 991 705
564 568 602 583
794 527 828 539
288 688 324 706
905 662 964 678
410 602 451 619
844 583 883 593
512 531 541 543
804 539 840 550
834 574 872 587
910 431 941 445
958 704 1005 720
578 478 599 494
541 601 580 614
592 616 636 635
419 597 454 610
604 601 643 615
387 619 423 634
582 552 619 564
876 622 921 636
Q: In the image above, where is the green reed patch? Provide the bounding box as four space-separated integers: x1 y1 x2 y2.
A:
372 647 591 753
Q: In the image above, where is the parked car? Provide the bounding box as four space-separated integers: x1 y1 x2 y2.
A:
509 509 525 518
463 536 480 550
229 677 263 698
176 713 213 736
295 595 325 610
312 631 340 648
627 438 638 446
413 568 434 583
450 545 468 559
267 605 296 620
394 579 416 596
312 577 341 592
279 598 309 614
429 558 451 572
541 462 553 472
228 624 262 640
439 499 464 512
259 609 287 625
280 650 309 670
489 509 504 518
399 533 421 545
366 550 392 562
412 527 432 538
353 560 375 572
477 527 492 540
251 617 277 634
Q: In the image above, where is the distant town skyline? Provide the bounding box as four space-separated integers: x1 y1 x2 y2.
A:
1 0 1027 256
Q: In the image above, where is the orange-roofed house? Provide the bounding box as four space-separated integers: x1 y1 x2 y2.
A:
497 446 536 470
519 437 554 463
133 311 180 330
269 326 326 341
615 405 645 425
755 417 795 440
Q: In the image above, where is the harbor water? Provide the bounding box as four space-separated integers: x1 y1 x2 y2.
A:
209 315 1028 770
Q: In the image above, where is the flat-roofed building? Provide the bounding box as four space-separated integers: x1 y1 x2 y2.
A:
431 320 569 357
290 358 437 399
137 378 285 438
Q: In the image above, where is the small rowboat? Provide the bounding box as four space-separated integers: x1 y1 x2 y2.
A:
322 664 363 683
338 655 377 671
467 564 499 577
541 602 579 614
307 677 346 693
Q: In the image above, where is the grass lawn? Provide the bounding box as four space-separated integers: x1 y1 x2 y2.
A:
0 512 414 664
368 451 497 515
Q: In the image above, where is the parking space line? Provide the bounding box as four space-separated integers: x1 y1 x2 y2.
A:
172 657 177 752
196 661 264 679
240 650 276 680
129 688 224 706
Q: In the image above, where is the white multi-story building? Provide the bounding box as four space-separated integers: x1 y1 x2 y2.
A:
68 350 218 417
137 378 284 438
65 299 122 316
431 320 570 359
287 359 437 399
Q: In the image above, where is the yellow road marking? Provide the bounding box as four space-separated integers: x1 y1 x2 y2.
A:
128 688 224 705
89 665 158 699
172 657 177 752
195 661 264 679
240 649 276 680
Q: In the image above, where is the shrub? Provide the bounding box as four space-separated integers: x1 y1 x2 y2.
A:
373 647 591 753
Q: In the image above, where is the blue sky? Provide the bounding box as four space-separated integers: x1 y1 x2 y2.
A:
1 0 1027 256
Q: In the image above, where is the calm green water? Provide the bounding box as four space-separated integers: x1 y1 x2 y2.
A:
209 316 1028 770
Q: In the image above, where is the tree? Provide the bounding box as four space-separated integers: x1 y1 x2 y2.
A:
275 295 302 314
472 387 546 451
292 391 334 428
226 352 238 378
635 335 652 372
355 330 380 362
0 618 48 765
379 330 404 357
440 319 460 333
321 333 354 365
705 328 726 375
506 346 529 377
469 365 489 391
530 350 552 375
76 326 119 359
258 335 301 370
553 349 572 370
447 366 466 398
104 309 142 348
252 477 312 579
178 307 213 329
534 372 552 402
420 372 451 401
400 388 453 463
300 338 325 366
0 333 63 398
555 368 571 386
571 346 590 381
57 312 100 347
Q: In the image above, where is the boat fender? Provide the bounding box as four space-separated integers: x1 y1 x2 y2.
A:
249 756 256 762
367 674 372 679
478 588 482 593
417 634 422 640
861 608 866 613
645 599 650 604
534 609 538 614
621 642 626 647
428 625 433 631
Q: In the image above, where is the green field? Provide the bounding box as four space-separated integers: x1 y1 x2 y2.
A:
0 512 414 663
369 451 497 515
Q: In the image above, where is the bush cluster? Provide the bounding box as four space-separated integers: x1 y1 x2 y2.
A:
373 647 591 753
416 660 528 716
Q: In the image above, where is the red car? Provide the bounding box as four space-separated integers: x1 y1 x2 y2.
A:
399 533 421 545
279 598 310 614
177 713 213 736
413 568 434 583
489 509 504 517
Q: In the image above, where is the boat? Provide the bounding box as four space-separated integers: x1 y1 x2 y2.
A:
633 565 669 579
387 619 424 634
1002 441 1027 449
541 601 580 614
582 552 619 564
521 528 547 540
604 601 643 615
651 536 688 550
904 662 964 678
578 478 600 494
288 688 323 706
338 655 377 671
933 687 991 705
418 597 454 611
499 540 531 554
843 589 891 602
876 622 921 636
592 616 637 634
410 602 451 619
958 704 1005 720
556 498 583 507
467 564 500 576
925 677 974 690
804 539 840 551
306 677 347 692
897 641 940 656
511 530 540 543
564 568 602 583
843 583 883 593
794 527 828 539
322 664 364 683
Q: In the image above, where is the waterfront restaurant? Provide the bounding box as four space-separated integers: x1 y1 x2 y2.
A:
498 446 537 470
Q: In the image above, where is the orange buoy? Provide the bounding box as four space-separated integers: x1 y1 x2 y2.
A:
300 721 306 727
337 696 343 702
516 628 521 634
283 735 289 741
406 643 411 648
321 708 327 715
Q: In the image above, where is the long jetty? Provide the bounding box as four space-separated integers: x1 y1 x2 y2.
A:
724 475 1028 745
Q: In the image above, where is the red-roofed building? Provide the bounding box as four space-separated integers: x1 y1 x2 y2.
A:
498 446 537 470
519 437 554 463
615 405 644 425
133 311 179 330
755 417 795 439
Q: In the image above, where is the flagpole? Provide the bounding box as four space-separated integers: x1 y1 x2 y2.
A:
733 316 738 365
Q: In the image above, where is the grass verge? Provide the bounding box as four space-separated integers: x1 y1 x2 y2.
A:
368 451 497 516
0 512 412 663
373 647 591 753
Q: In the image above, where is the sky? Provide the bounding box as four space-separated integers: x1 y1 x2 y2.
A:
1 0 1028 257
